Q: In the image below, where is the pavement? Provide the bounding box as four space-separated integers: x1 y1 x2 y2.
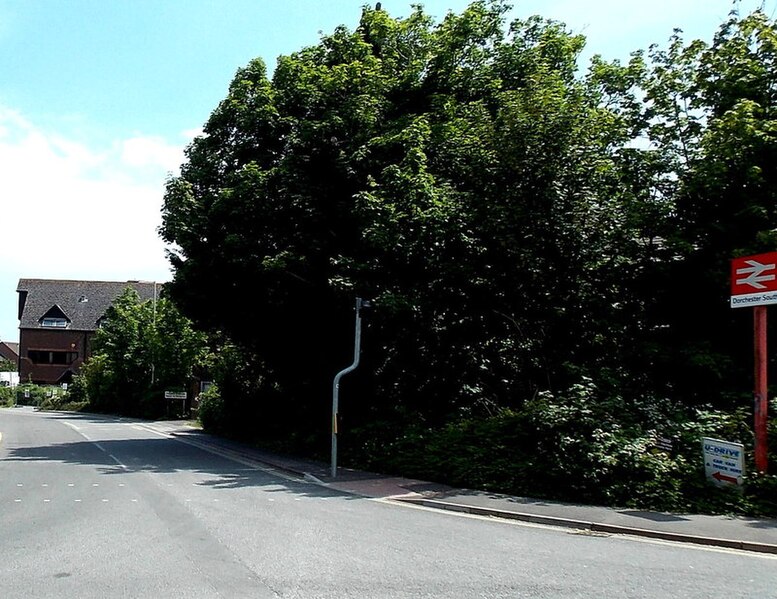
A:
148 420 777 556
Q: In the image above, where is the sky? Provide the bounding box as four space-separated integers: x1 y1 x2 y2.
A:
0 0 775 343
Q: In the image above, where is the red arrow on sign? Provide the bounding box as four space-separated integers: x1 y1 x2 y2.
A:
712 471 738 485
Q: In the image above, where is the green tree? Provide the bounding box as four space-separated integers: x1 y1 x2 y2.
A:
160 0 659 451
158 1 777 513
83 288 206 417
635 10 777 407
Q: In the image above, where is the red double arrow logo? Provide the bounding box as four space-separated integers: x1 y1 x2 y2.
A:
731 252 777 295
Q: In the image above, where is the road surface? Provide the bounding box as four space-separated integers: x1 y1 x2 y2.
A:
0 407 774 598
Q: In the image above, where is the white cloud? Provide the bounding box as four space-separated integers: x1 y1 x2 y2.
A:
0 106 189 340
181 127 204 141
120 135 186 172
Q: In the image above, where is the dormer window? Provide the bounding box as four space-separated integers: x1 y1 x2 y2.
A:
39 305 71 328
41 317 68 328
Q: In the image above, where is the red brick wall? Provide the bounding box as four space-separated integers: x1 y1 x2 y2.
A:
19 328 93 384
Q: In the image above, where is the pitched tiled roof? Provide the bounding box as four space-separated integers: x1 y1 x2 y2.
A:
0 341 18 361
17 279 161 332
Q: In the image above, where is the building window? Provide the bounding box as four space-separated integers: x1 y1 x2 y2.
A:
28 351 78 365
41 317 68 328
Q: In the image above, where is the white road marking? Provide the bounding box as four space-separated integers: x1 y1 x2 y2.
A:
68 483 74 487
74 499 82 503
107 455 128 470
16 483 22 487
135 423 302 483
63 421 129 469
14 499 21 502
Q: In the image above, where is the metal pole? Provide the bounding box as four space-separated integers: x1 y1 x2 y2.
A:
754 305 768 473
151 281 157 385
331 298 363 478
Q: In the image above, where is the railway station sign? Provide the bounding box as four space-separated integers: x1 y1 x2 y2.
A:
730 252 777 308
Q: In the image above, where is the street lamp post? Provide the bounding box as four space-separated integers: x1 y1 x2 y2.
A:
331 297 369 478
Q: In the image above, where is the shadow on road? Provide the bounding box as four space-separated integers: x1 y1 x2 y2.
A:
1 413 355 502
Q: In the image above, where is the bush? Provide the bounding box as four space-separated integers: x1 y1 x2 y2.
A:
743 471 777 516
0 385 14 406
346 379 777 517
198 384 226 434
37 393 63 411
66 375 89 405
16 384 48 406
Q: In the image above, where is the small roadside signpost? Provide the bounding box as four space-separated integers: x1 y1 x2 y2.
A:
730 251 776 473
702 437 745 488
165 390 187 417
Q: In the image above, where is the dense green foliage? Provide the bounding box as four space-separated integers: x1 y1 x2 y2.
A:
0 383 86 411
161 2 777 515
0 358 15 372
0 385 14 406
72 288 206 418
14 383 48 406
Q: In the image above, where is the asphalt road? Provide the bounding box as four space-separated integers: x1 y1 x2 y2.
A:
0 407 775 599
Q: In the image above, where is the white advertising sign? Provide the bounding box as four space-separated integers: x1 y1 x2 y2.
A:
702 437 745 487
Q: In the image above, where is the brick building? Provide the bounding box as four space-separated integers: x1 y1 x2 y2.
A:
17 279 158 384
